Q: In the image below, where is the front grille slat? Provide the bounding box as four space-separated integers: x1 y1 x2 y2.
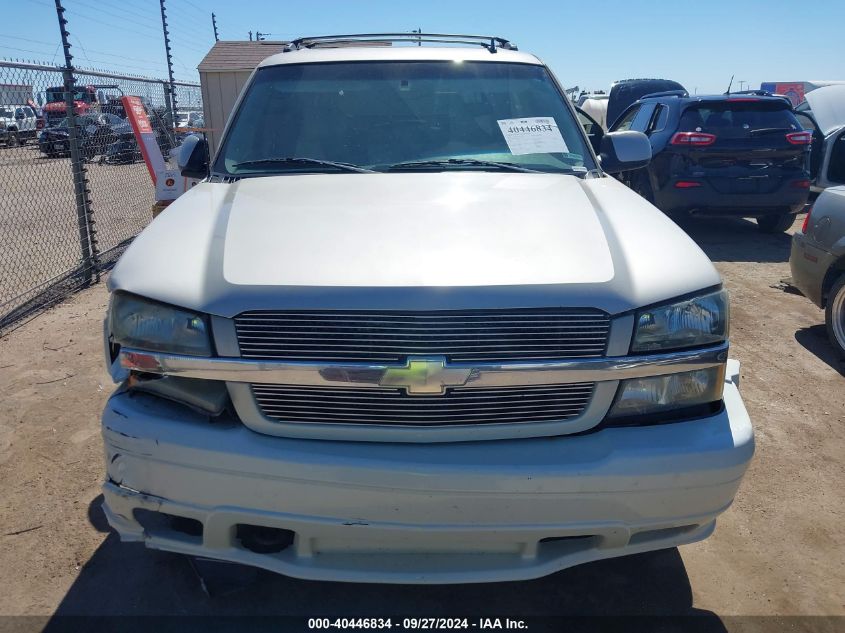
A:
235 308 610 364
250 382 595 426
254 398 593 409
236 308 606 426
252 391 594 402
236 329 611 337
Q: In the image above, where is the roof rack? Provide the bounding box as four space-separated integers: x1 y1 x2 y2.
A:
285 33 517 53
725 89 793 106
640 89 690 100
728 89 776 97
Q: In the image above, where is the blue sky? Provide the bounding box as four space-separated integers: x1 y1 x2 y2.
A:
2 0 843 92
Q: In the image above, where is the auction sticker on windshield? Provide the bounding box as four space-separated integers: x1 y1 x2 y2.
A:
497 117 569 155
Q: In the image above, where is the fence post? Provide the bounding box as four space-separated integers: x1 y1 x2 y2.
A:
162 80 174 130
53 0 99 284
159 0 178 132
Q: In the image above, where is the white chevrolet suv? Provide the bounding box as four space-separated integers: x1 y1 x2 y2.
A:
101 34 754 584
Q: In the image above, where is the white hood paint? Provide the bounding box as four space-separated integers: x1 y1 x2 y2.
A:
805 85 845 136
109 172 720 317
222 174 614 287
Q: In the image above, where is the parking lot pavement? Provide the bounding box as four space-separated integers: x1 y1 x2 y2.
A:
0 144 153 310
0 216 842 625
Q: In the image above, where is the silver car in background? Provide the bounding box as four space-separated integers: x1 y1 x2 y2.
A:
790 185 845 358
793 86 845 195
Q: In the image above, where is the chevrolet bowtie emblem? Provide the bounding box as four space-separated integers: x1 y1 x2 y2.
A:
379 356 472 395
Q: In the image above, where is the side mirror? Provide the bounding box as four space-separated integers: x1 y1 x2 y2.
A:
599 131 651 174
178 135 209 179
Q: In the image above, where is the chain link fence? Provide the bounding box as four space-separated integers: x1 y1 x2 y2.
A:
0 59 202 332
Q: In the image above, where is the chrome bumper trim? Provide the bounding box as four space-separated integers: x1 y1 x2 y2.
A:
118 343 729 389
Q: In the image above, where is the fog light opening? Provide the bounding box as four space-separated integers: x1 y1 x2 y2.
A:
171 515 203 537
133 509 203 542
236 524 295 554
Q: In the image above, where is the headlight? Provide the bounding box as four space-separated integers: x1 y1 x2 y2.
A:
109 293 211 356
608 366 725 420
632 289 728 352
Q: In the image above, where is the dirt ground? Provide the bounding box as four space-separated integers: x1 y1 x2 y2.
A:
0 214 843 628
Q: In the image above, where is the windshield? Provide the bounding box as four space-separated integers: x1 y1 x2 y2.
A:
678 101 801 139
45 88 89 103
216 61 595 175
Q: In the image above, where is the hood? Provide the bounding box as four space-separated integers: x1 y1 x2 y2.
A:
109 172 720 316
607 79 685 128
805 85 845 135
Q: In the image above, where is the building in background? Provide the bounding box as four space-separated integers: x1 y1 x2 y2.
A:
198 40 289 153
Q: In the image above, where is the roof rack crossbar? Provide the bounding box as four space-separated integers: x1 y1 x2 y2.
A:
640 89 690 100
286 33 517 53
729 89 774 96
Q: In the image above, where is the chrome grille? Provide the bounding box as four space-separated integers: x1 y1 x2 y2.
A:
251 382 595 426
234 309 611 362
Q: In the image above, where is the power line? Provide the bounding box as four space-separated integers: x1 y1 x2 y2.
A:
179 0 208 14
166 4 199 22
159 19 216 45
0 33 57 47
65 9 164 39
71 0 162 27
63 7 208 55
167 39 209 54
0 43 62 62
0 32 174 67
0 43 171 75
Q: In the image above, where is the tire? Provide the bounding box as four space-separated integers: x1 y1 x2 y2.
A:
826 274 845 360
756 212 795 233
6 131 18 148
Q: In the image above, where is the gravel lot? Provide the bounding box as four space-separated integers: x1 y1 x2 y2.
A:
0 214 843 629
0 144 154 316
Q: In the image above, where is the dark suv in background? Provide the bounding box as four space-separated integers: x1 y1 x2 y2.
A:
610 92 812 232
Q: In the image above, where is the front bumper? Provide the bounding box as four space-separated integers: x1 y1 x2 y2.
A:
101 360 753 584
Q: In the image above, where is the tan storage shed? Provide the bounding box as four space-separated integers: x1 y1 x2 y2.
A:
198 40 289 153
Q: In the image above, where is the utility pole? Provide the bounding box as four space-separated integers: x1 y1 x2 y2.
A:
211 12 219 41
249 30 253 41
159 0 177 130
256 30 265 41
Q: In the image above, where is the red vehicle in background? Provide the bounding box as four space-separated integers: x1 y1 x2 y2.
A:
41 84 121 126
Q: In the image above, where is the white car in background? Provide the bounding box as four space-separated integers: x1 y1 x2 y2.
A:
0 105 38 147
578 95 609 130
794 85 845 195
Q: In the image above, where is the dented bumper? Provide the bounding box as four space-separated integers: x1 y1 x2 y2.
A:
101 362 753 584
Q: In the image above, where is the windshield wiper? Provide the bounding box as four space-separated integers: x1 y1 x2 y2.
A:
385 158 545 173
233 157 376 173
748 127 793 137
